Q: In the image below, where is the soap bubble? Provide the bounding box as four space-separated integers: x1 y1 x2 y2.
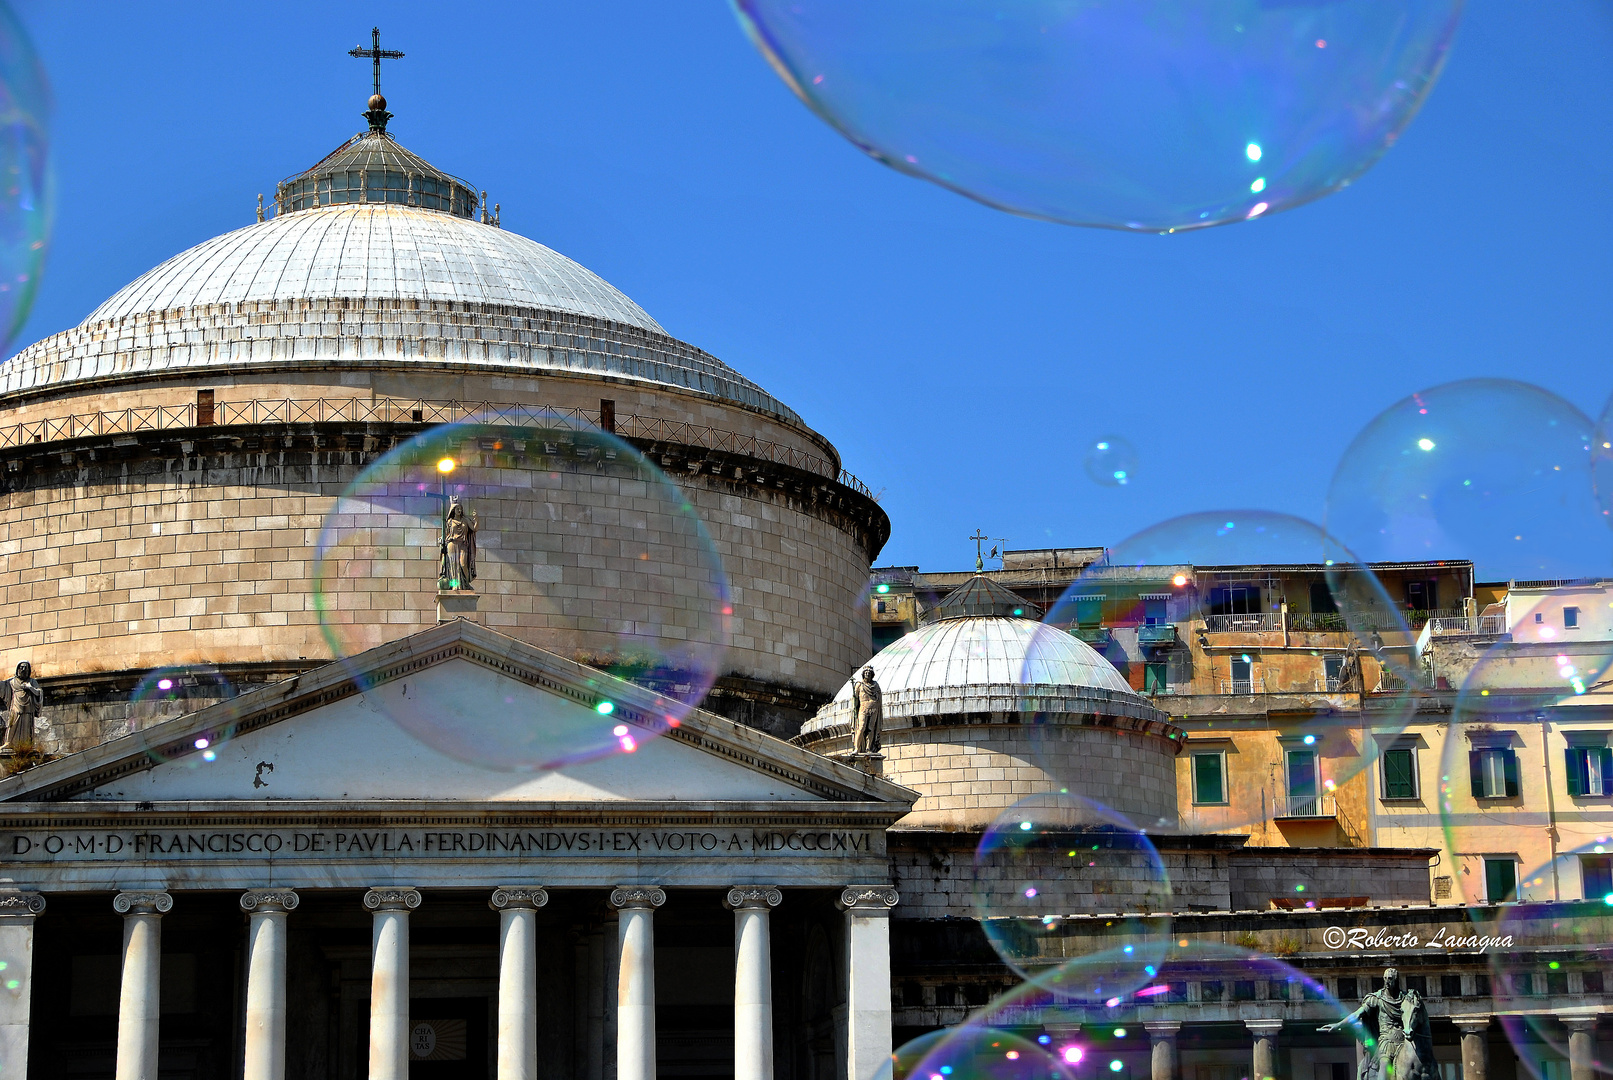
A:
313 417 731 771
1084 437 1139 488
876 1027 1075 1080
731 0 1462 232
1029 510 1417 833
0 5 49 352
1486 840 1613 1080
1326 380 1605 582
974 793 1172 982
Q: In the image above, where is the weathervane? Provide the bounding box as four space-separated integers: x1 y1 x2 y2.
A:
349 27 404 133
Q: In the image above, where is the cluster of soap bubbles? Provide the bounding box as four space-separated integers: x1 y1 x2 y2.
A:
0 3 49 353
733 0 1464 232
312 416 731 772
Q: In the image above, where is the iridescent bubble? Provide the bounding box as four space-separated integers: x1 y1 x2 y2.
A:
0 5 49 352
1327 380 1606 581
974 793 1172 982
1083 437 1139 488
731 1 1463 232
313 416 731 771
1029 510 1416 834
1486 839 1613 1080
128 667 239 768
876 1027 1075 1080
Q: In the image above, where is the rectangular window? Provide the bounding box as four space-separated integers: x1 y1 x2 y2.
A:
1441 974 1463 997
1193 752 1226 805
1074 596 1103 627
1470 747 1520 798
1324 655 1344 690
1309 582 1338 615
196 388 215 426
1382 747 1418 800
1565 606 1581 629
1143 597 1168 626
1209 585 1261 616
1405 579 1439 611
1584 856 1613 900
1336 977 1359 999
1585 972 1605 994
1230 656 1253 694
1565 747 1613 797
1288 748 1319 816
1485 857 1518 903
1145 661 1168 693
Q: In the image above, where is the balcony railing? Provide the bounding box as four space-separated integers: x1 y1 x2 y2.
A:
0 395 878 499
1426 614 1505 635
1138 624 1177 648
1273 794 1336 820
1204 613 1282 633
1072 626 1113 648
1217 676 1268 695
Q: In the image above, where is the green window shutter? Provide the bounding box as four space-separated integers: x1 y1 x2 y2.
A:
1469 751 1484 798
1194 754 1224 804
1384 750 1414 799
1486 859 1516 903
1503 750 1520 798
1566 748 1586 797
1599 748 1613 794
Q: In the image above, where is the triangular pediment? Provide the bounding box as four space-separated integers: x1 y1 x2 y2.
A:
0 622 916 810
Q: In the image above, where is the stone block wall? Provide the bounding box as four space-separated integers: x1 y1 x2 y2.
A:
819 723 1180 830
1227 848 1434 909
0 433 874 750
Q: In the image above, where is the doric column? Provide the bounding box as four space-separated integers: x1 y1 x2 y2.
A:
490 887 549 1080
1561 1014 1599 1080
240 890 299 1080
1451 1016 1490 1080
114 890 173 1080
727 887 783 1080
611 886 666 1080
363 888 421 1080
0 892 44 1078
838 887 898 1080
1145 1022 1181 1080
1245 1019 1282 1080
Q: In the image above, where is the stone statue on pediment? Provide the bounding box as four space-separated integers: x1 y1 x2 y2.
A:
851 666 883 755
0 662 43 755
1319 966 1434 1080
440 498 477 591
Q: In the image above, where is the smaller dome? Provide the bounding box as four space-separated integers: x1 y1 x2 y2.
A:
926 574 1042 622
803 614 1168 734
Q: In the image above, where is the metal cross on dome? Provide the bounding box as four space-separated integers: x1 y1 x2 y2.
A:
349 27 404 100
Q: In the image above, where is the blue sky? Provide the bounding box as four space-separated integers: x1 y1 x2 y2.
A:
11 1 1613 574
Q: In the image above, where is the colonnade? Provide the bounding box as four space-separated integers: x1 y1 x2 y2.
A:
0 884 898 1080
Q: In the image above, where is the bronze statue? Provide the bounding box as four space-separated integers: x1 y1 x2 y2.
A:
0 662 43 754
440 499 478 590
1319 967 1435 1080
851 666 883 754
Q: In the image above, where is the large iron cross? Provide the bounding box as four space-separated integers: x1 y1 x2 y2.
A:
349 27 404 98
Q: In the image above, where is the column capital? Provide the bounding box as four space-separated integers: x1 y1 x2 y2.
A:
610 885 666 910
1451 1015 1493 1033
837 886 898 912
240 888 299 914
1245 1019 1283 1036
725 886 783 911
0 891 44 917
114 890 172 915
1144 1022 1183 1037
490 886 549 911
1560 1012 1602 1033
363 887 421 912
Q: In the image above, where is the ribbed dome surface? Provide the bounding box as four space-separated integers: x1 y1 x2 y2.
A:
803 615 1167 735
85 204 664 332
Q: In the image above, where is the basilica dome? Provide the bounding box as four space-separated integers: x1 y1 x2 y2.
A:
0 108 886 753
796 575 1182 830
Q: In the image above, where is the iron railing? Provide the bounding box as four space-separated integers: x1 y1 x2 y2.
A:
1218 676 1268 695
1273 794 1337 820
0 395 878 500
1204 612 1283 633
1426 614 1506 635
